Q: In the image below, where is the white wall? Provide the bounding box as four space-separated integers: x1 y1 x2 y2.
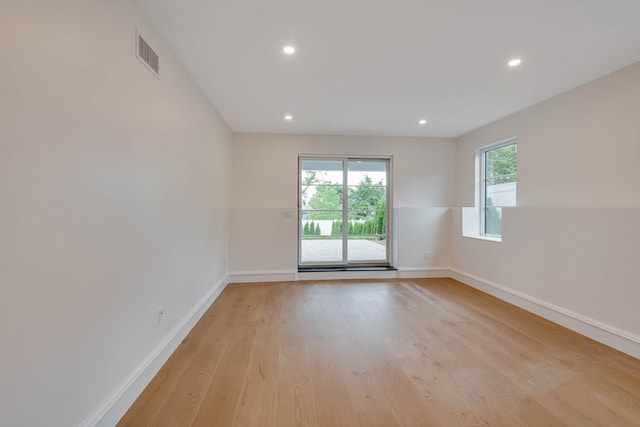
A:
452 62 640 357
0 1 232 426
229 133 455 275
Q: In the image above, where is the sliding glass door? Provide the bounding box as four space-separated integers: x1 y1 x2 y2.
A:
299 157 390 267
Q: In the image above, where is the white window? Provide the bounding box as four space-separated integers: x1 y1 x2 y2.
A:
480 140 517 237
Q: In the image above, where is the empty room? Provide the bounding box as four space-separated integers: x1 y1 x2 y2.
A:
1 1 639 426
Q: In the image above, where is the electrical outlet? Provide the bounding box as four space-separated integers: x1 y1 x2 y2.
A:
423 252 430 260
157 307 164 325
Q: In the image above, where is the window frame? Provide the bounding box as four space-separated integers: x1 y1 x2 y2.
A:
479 138 517 238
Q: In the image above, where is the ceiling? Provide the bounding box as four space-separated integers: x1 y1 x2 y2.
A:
135 0 640 138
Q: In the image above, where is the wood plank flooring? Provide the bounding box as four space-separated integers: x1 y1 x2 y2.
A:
117 278 640 426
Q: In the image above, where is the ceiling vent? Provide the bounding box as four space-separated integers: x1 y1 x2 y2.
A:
136 30 159 77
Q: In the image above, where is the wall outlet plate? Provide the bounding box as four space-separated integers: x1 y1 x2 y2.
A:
157 307 164 325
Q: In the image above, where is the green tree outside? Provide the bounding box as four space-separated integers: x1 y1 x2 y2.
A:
308 185 342 220
486 143 516 185
348 175 385 220
304 173 387 240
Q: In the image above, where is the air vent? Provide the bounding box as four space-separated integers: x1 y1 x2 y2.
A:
136 31 159 77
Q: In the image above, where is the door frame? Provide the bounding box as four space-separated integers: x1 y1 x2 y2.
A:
297 155 393 268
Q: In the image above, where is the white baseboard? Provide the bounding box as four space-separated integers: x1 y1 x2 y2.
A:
81 276 230 427
228 270 297 283
229 267 451 283
450 268 640 359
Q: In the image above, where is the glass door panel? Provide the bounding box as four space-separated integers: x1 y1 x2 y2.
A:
299 159 345 265
346 160 388 263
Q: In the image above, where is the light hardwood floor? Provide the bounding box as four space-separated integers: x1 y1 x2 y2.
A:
118 278 640 426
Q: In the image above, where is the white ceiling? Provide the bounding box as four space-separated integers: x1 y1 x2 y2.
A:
135 0 640 138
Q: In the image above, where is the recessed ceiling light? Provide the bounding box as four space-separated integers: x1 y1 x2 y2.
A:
284 114 293 121
283 46 296 55
419 119 427 125
508 58 522 67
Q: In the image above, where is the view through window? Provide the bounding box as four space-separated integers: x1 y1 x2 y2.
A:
482 141 517 237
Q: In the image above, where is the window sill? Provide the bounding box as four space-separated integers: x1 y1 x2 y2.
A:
462 233 502 243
